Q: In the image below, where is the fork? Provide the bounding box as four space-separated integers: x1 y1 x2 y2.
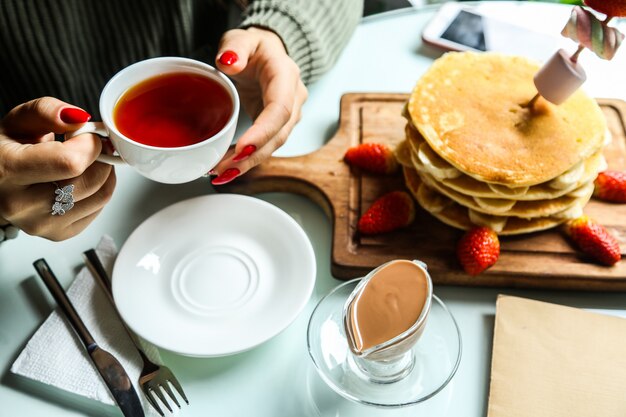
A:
83 249 189 416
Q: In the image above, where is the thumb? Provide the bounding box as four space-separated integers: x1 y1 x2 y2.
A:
2 96 91 139
215 29 258 76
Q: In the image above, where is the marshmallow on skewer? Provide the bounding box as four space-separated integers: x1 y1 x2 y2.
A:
529 6 624 106
534 49 586 105
562 6 624 60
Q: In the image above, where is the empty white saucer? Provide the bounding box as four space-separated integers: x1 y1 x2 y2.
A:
112 194 316 357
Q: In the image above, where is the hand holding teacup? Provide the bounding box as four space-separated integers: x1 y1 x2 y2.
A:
210 27 308 185
70 27 307 185
0 97 116 241
0 55 233 242
0 56 240 242
0 27 308 241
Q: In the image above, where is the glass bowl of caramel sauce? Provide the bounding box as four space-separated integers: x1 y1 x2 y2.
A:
307 260 461 408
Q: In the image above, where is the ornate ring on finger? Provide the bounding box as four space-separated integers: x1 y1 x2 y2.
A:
51 182 75 216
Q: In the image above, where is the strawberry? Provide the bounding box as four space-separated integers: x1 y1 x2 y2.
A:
358 191 415 235
344 143 399 175
585 0 626 17
456 227 500 276
594 170 626 203
565 215 621 266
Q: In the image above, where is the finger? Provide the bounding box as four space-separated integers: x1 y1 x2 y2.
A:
10 161 114 215
5 132 103 185
46 209 103 242
55 162 114 202
216 81 306 171
215 29 257 76
211 84 307 183
2 165 115 230
236 63 297 146
2 97 91 139
236 107 300 175
231 71 301 161
13 170 116 241
58 167 116 221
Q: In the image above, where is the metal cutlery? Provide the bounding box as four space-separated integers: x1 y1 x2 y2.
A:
33 258 145 417
83 249 189 416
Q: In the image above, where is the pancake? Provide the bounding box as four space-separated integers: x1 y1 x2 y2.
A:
403 167 571 235
405 123 607 200
414 167 594 217
407 52 607 187
394 139 414 168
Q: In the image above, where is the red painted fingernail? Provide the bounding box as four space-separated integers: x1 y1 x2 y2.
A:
211 168 240 185
60 107 91 124
219 50 238 66
232 145 257 162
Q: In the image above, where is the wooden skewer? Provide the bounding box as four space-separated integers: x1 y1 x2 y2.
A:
569 44 585 63
524 93 540 109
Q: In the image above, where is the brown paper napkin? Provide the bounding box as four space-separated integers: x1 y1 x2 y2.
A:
488 295 626 417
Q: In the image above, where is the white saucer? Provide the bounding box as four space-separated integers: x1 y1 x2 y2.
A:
112 194 316 357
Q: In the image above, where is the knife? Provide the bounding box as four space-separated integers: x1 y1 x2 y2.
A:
33 258 145 417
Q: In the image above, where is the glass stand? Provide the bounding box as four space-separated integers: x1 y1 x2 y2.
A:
307 279 462 408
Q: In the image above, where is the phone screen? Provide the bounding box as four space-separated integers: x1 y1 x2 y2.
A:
429 8 563 60
441 10 486 51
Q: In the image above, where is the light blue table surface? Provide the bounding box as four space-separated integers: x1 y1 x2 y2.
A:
2 2 626 416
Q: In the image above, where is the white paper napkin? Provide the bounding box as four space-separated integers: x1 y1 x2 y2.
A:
11 235 164 415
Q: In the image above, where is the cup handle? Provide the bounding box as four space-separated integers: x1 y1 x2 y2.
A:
64 122 125 165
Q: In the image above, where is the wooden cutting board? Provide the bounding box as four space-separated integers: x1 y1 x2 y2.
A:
219 93 626 291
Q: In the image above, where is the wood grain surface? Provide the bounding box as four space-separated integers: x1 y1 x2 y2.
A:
219 93 626 291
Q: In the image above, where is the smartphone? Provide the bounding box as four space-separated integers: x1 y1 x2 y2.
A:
421 2 562 60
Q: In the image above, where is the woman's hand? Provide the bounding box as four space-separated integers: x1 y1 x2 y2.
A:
0 97 116 241
211 27 308 185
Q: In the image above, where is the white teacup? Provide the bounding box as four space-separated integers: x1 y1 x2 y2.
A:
67 57 240 184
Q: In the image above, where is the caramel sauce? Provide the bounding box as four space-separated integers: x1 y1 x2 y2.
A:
347 260 429 353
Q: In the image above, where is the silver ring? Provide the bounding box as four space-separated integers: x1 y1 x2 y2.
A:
51 182 75 216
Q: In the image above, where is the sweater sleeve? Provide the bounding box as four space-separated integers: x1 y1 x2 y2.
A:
239 0 363 84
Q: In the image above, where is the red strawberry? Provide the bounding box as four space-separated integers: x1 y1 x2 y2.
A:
565 215 621 266
585 0 626 17
456 227 500 276
344 143 399 175
358 191 415 235
594 170 626 203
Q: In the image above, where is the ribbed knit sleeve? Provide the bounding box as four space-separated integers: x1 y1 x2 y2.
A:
240 0 362 84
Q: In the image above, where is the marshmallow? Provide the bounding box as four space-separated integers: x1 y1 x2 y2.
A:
562 6 624 60
534 49 587 105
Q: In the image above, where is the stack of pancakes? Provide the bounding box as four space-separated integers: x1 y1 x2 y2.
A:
397 52 608 235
